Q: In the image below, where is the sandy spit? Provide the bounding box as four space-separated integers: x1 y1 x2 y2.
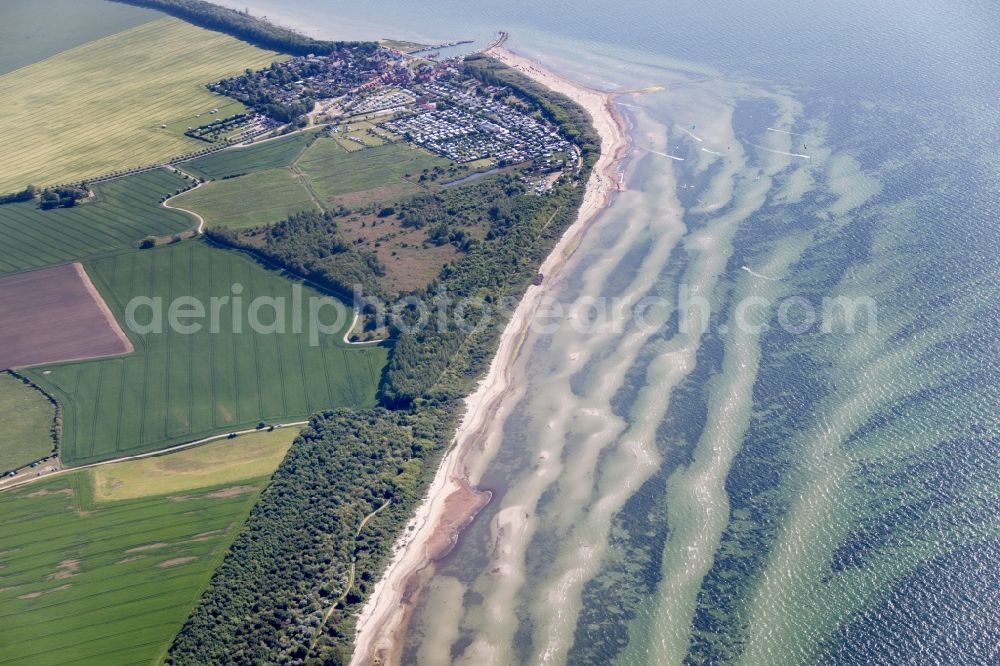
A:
350 46 629 666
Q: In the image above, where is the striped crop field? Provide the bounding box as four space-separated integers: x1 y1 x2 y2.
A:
0 169 194 277
0 18 282 191
0 373 55 472
0 428 297 666
27 239 387 465
177 130 320 181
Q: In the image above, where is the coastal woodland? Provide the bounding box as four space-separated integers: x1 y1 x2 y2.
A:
167 60 599 664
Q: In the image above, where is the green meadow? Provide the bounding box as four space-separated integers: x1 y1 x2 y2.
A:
0 169 194 277
177 131 319 180
90 427 295 502
176 135 450 227
171 167 319 230
175 134 450 227
0 428 297 666
0 373 55 471
28 240 387 465
297 139 448 206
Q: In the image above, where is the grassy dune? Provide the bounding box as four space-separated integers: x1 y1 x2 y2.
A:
28 239 387 465
0 428 296 666
0 168 193 277
0 374 54 471
0 17 281 191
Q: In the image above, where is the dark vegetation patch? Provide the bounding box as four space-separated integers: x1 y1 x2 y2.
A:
112 0 377 56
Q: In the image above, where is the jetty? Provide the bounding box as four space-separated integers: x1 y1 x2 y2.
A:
410 39 474 56
481 31 509 52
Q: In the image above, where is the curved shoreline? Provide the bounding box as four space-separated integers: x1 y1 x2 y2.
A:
350 46 629 666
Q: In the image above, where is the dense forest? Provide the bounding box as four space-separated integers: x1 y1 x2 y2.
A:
166 56 599 664
166 407 452 665
112 0 376 55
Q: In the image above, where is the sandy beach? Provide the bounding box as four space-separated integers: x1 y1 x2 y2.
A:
349 46 629 666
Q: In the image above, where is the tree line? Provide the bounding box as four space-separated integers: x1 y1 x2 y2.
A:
204 210 384 301
0 184 88 209
112 0 376 55
0 185 36 205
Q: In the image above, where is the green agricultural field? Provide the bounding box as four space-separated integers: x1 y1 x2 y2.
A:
28 239 387 465
0 169 194 277
171 167 319 230
0 373 55 472
297 139 450 206
0 427 296 666
178 130 319 180
0 17 281 191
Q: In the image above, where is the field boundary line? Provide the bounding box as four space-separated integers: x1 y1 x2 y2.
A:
204 236 379 347
289 162 325 213
162 168 206 233
75 262 136 357
0 421 310 493
289 138 327 212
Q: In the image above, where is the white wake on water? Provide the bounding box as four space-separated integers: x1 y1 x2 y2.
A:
767 126 809 137
643 147 686 160
749 142 811 159
742 265 780 281
679 125 704 142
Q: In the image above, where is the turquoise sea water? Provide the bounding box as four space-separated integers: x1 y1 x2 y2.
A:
223 2 999 663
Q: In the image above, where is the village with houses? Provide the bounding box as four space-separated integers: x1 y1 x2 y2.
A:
194 38 580 193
